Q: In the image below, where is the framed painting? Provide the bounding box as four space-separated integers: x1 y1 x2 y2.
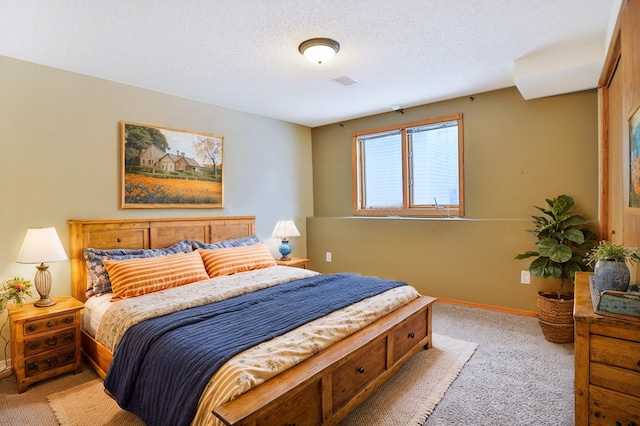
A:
120 121 224 209
629 104 640 209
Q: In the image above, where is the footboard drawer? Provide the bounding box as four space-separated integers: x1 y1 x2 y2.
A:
392 309 427 363
331 335 387 411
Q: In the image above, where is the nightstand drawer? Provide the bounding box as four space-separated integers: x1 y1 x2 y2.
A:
25 329 76 357
23 313 76 336
25 348 77 377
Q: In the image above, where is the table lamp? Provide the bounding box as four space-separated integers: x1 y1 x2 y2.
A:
271 220 300 261
16 227 68 307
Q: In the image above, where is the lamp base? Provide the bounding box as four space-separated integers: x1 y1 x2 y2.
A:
34 297 56 307
278 239 292 261
34 263 56 308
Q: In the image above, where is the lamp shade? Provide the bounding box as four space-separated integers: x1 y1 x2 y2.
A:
16 227 68 264
271 220 301 239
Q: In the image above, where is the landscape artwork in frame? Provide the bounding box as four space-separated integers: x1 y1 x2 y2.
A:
120 121 223 208
629 104 640 208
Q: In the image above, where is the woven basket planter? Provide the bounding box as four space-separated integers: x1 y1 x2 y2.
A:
537 292 574 343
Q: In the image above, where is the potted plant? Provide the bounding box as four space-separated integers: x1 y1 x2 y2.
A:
585 241 640 292
0 277 32 313
515 195 597 343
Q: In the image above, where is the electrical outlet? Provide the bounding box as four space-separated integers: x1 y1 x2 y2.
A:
326 252 332 262
520 270 531 284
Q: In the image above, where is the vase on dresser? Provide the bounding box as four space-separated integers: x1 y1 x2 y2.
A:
594 260 630 292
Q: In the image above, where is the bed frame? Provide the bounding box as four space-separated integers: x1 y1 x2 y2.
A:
69 216 435 426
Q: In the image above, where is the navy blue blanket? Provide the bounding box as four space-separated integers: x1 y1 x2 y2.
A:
104 272 406 426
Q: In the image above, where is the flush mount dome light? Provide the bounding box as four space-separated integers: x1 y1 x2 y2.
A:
298 38 340 64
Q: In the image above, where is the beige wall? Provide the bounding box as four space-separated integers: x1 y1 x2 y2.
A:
0 56 314 364
308 87 599 312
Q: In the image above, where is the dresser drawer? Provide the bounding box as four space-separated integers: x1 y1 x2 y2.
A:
25 348 77 377
589 385 640 426
24 329 76 357
590 335 640 373
23 313 76 336
393 309 427 363
332 336 387 411
591 362 640 397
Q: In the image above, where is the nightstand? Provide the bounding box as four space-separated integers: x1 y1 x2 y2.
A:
8 296 83 393
276 257 310 269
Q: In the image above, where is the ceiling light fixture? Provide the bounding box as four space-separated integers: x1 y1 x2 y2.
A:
298 38 340 64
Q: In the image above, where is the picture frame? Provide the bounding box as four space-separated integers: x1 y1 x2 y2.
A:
120 121 224 209
628 104 640 209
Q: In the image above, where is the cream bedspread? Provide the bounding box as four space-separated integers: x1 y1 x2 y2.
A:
94 267 421 426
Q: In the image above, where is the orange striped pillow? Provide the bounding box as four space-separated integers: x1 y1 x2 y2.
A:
104 250 209 301
199 244 277 278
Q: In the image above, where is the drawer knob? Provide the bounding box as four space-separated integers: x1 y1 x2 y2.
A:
64 352 74 361
615 422 622 426
47 321 54 328
28 342 40 350
629 422 637 426
47 337 58 346
47 358 58 367
64 333 73 341
28 362 38 370
63 317 73 324
357 367 365 374
27 325 36 331
408 332 415 339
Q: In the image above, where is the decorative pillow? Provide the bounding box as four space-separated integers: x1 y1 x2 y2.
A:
190 235 260 250
199 244 277 278
84 240 193 297
104 251 209 301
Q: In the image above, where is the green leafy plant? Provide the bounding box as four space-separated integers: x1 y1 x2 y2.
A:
585 240 640 266
0 277 32 312
515 195 597 298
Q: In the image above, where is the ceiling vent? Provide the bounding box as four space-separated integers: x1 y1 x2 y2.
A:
331 75 360 87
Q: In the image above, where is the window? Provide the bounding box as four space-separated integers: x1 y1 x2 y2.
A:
352 113 464 217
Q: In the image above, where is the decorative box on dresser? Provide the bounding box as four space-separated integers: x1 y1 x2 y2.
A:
8 296 83 393
574 272 640 426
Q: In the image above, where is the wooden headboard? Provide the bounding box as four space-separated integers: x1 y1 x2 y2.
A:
68 216 256 303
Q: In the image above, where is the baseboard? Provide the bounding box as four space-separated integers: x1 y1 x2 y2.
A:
436 298 537 317
0 359 13 379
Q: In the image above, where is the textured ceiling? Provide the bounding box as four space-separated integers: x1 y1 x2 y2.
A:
0 1 619 127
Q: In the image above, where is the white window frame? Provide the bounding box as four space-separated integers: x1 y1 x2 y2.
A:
352 113 464 217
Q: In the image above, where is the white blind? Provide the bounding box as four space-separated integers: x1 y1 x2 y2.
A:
359 131 403 208
408 121 459 206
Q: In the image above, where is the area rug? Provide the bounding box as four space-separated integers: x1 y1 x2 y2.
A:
47 333 476 426
340 333 478 425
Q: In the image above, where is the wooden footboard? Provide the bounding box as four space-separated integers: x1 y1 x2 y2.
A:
214 295 435 426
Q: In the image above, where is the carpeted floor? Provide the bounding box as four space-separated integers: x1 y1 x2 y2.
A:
426 302 574 425
0 301 574 425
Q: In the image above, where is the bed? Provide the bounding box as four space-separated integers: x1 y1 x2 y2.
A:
69 216 436 426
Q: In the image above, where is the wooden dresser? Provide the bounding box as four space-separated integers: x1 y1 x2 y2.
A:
8 296 83 392
574 272 640 425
